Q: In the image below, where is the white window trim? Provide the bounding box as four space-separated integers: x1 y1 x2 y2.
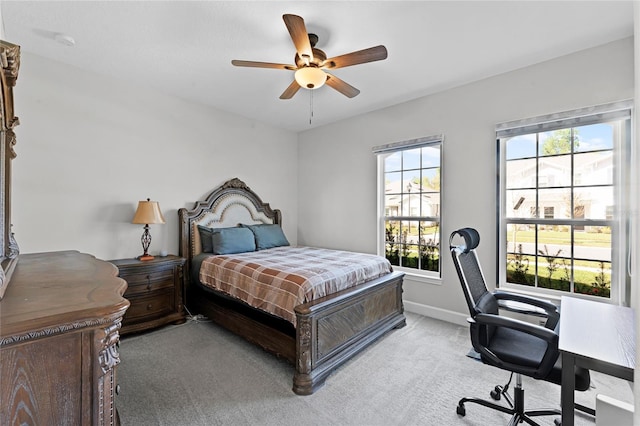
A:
374 135 444 279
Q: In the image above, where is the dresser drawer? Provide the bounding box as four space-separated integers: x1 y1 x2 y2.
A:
124 289 175 322
124 271 175 296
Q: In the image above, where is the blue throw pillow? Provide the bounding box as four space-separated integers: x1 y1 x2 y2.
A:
211 227 256 255
241 224 290 250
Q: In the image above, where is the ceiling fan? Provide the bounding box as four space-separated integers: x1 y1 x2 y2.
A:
231 14 388 100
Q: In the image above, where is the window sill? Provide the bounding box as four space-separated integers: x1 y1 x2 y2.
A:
499 284 619 306
499 284 562 304
397 269 442 285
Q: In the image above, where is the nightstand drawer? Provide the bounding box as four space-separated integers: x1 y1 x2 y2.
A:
124 273 175 296
123 268 174 285
124 289 175 322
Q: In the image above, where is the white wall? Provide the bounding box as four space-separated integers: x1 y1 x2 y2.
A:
8 38 635 323
297 37 635 321
11 52 299 261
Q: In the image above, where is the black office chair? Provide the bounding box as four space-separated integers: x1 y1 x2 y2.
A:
450 227 591 426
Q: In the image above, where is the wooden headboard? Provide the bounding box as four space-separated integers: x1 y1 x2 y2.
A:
178 177 282 277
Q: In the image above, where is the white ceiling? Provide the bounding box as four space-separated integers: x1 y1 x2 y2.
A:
2 1 635 133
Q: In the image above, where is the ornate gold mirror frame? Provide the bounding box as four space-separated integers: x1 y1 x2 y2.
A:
0 40 20 299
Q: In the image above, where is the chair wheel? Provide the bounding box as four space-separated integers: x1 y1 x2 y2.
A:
554 419 561 426
456 405 466 416
490 389 501 400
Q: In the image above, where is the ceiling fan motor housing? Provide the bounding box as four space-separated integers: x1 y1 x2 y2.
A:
295 46 327 68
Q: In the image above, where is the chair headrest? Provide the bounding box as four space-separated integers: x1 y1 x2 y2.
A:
451 228 480 253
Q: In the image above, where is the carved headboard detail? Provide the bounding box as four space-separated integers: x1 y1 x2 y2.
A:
178 178 282 281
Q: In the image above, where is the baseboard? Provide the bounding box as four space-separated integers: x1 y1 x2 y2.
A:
404 300 468 327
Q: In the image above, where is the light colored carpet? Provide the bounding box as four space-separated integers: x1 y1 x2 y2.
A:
116 312 632 425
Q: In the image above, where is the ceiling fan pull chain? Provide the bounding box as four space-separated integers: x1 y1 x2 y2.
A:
309 90 312 125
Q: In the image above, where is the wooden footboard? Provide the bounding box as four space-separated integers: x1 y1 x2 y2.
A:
293 271 405 395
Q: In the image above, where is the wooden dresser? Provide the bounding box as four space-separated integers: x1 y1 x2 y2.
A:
0 251 129 426
110 255 186 335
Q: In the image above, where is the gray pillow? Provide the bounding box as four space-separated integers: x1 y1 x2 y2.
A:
241 223 290 250
211 227 256 255
197 225 216 253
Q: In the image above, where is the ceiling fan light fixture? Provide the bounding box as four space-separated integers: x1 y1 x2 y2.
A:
294 67 326 89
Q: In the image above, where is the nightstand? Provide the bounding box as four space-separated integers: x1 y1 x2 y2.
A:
110 255 186 335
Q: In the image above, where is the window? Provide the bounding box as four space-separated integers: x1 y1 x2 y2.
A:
497 101 632 302
374 135 442 277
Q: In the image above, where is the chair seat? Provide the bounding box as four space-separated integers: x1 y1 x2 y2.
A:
486 327 590 391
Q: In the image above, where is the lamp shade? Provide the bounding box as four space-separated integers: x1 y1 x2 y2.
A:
294 67 326 89
132 199 166 225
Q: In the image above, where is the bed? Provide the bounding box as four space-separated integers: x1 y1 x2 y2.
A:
178 177 406 395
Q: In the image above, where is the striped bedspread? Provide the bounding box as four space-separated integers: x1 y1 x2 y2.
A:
198 246 392 326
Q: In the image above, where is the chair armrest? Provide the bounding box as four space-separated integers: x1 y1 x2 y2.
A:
475 313 558 343
471 313 559 378
493 291 560 330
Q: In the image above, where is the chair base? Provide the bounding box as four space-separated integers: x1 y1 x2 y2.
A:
456 374 562 426
457 396 560 426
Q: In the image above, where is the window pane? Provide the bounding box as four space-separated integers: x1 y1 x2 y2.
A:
422 168 440 191
403 178 421 217
419 221 440 272
423 193 440 217
575 123 614 152
575 151 613 186
574 226 611 262
575 187 613 220
385 172 402 194
506 223 535 285
384 152 402 173
538 188 571 219
402 148 421 170
505 134 536 160
538 154 571 187
539 129 576 156
403 170 421 193
536 225 570 292
421 145 440 168
575 260 611 298
384 220 400 266
384 194 401 217
505 189 537 218
506 157 536 189
400 220 420 269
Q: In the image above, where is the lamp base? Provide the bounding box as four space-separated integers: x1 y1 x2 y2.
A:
137 254 155 261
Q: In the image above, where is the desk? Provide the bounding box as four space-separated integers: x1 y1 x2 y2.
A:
559 296 635 426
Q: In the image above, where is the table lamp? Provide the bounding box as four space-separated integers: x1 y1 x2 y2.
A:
132 198 165 261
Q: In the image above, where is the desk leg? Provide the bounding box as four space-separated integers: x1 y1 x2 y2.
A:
561 352 576 426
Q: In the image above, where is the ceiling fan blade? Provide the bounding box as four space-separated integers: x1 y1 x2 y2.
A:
322 45 388 69
231 60 296 70
279 80 301 100
283 14 313 62
325 73 360 98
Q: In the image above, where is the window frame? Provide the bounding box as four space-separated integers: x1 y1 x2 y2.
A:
374 135 443 282
496 100 633 304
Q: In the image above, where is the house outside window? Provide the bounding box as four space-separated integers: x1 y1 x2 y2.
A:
374 135 442 278
497 101 632 303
